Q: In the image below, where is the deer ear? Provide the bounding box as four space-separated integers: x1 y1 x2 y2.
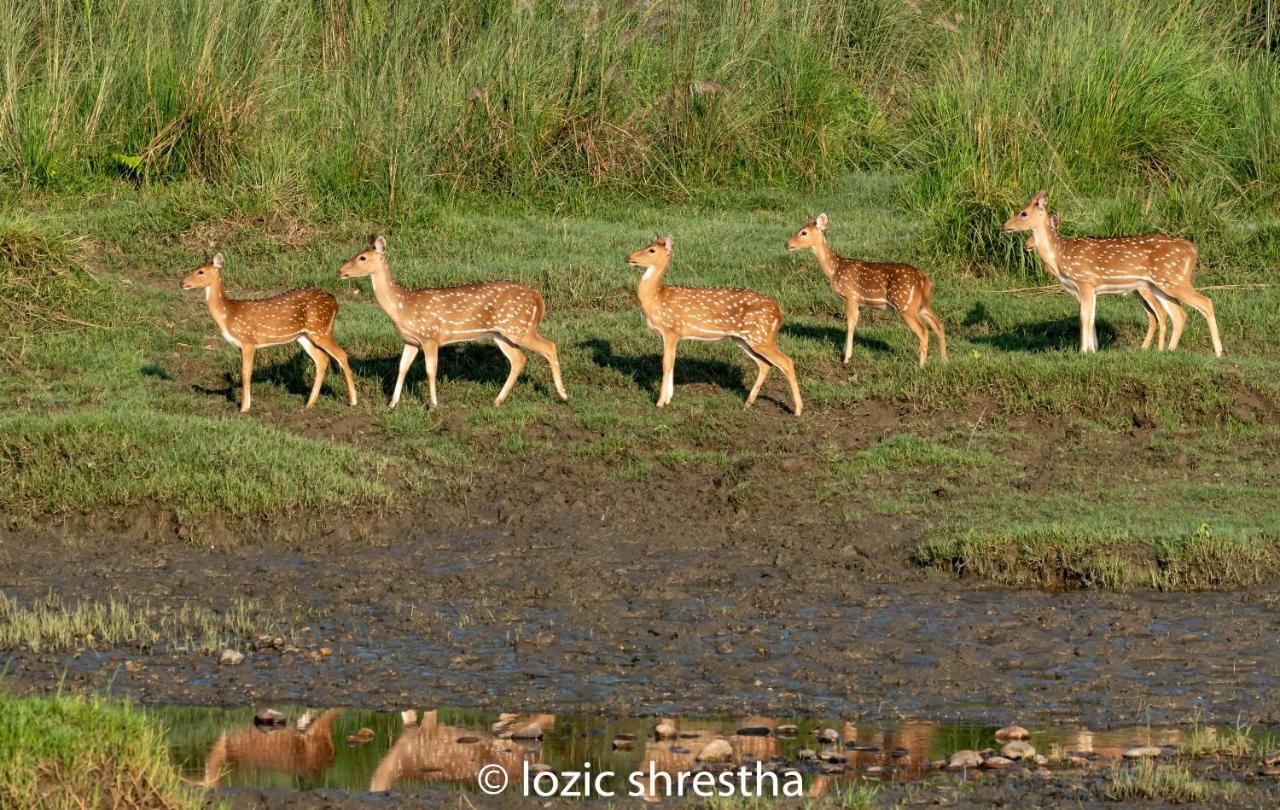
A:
1050 213 1059 229
663 234 674 252
211 252 224 269
1035 190 1048 210
373 235 387 255
816 213 829 231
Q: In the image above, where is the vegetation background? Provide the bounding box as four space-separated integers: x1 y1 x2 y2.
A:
1 0 1278 569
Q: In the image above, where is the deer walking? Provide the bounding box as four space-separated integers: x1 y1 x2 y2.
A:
626 234 802 415
1004 191 1222 356
181 253 358 412
337 236 568 408
1023 227 1180 351
786 214 947 367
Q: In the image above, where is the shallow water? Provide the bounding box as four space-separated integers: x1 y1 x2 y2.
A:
160 705 1217 796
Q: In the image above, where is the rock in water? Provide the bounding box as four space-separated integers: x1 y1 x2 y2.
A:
254 709 286 727
982 755 1014 769
948 750 983 769
219 649 244 666
994 725 1031 741
510 722 543 740
1123 746 1163 759
1001 741 1036 760
655 721 677 739
696 739 734 763
816 728 840 745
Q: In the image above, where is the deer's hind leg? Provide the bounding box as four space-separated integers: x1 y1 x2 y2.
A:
308 331 358 405
899 307 930 367
733 338 771 409
508 330 568 401
492 336 527 406
297 335 331 409
1161 282 1223 357
1135 290 1164 351
747 340 803 417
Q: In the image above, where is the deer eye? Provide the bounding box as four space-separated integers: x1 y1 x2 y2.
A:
800 230 807 236
359 255 367 261
1020 212 1027 217
197 269 205 274
648 248 655 254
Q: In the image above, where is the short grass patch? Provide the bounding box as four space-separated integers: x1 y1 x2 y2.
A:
0 691 202 810
1105 759 1238 803
915 526 1280 590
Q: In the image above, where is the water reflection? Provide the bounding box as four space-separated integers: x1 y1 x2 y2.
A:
166 707 1239 796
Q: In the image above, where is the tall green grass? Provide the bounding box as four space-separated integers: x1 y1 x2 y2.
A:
2 1 1274 276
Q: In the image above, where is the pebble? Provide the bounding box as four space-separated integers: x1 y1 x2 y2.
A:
735 726 771 737
219 649 244 666
864 765 884 776
797 748 817 762
401 710 418 726
655 721 677 739
1066 755 1090 767
948 750 983 769
775 724 798 737
612 737 635 751
345 728 375 746
510 722 543 740
816 728 840 744
1001 741 1036 760
1266 752 1280 767
982 756 1014 769
1259 767 1280 777
696 739 734 763
995 725 1030 741
1123 746 1163 759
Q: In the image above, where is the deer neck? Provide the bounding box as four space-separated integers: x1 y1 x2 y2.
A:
1029 225 1065 277
368 264 405 324
636 261 669 314
203 277 233 331
812 237 840 281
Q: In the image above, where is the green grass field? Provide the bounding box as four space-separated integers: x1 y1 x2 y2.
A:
2 0 1278 589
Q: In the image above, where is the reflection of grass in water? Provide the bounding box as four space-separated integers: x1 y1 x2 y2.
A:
1105 759 1238 803
0 592 302 654
0 692 203 810
1182 718 1280 759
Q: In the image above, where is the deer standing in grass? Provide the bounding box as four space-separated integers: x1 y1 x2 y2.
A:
337 236 568 408
626 234 802 415
1022 224 1181 351
181 252 358 412
1004 191 1222 356
786 214 947 367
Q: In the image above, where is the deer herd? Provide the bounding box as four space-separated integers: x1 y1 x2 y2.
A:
183 191 1224 415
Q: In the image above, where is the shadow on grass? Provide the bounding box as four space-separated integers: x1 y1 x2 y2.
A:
578 337 748 397
963 301 1118 352
782 321 893 355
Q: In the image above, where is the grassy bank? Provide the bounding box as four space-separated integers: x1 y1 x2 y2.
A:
0 691 201 809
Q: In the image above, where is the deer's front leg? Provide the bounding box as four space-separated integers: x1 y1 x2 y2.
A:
843 299 860 365
239 344 255 412
658 332 678 407
389 344 419 409
421 340 440 409
1078 286 1097 353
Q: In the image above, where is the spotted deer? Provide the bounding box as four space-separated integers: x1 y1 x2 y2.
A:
626 234 802 415
181 252 358 412
337 236 568 408
1004 191 1222 356
1023 217 1182 351
786 214 947 367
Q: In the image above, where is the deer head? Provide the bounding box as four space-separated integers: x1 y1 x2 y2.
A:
786 213 828 252
1003 191 1051 232
338 235 388 279
181 252 224 290
625 234 674 270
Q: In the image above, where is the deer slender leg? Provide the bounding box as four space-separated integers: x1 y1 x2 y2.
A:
492 336 527 406
1165 284 1223 357
735 339 771 408
843 301 860 365
421 340 440 407
901 309 930 367
509 331 568 401
1079 287 1097 353
309 331 358 405
658 332 678 407
922 308 948 362
389 344 419 409
750 341 803 417
1136 290 1161 351
239 344 255 412
297 335 330 409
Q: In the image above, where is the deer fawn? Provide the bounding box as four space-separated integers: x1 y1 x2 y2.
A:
1024 218 1182 351
337 236 568 408
786 213 947 367
181 252 358 412
626 234 803 415
1004 191 1222 356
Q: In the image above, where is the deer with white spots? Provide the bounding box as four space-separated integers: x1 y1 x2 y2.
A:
626 234 802 415
786 214 947 367
181 252 358 412
1023 216 1183 351
1004 191 1222 356
337 235 568 408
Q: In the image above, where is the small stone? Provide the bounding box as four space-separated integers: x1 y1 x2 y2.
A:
219 649 244 666
995 725 1030 741
401 710 418 726
124 661 143 673
1001 741 1036 760
456 735 480 744
655 721 677 739
863 765 884 776
1033 754 1049 766
982 756 1014 769
1259 767 1280 777
254 709 287 727
890 747 909 758
797 749 817 762
528 762 554 774
510 722 543 740
318 647 333 657
736 726 771 737
816 728 840 745
1265 752 1280 767
821 752 846 764
1124 746 1163 759
696 739 734 763
820 763 846 774
346 728 374 746
296 711 315 732
948 750 983 769
1066 755 1090 767
775 724 798 737
612 736 635 751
